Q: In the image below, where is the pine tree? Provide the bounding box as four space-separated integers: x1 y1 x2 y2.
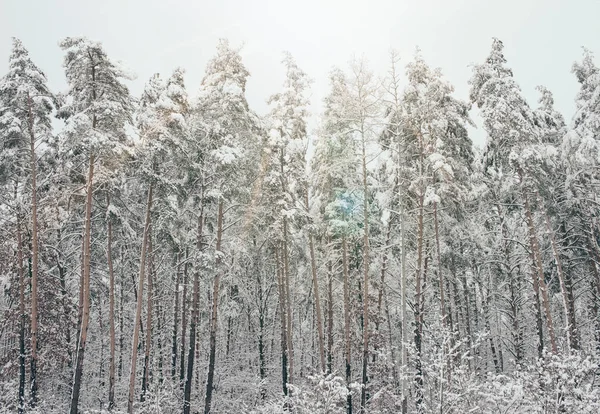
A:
58 36 133 414
0 37 55 410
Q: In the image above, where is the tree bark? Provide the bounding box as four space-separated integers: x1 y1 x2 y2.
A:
522 187 557 354
26 92 40 407
414 191 425 413
17 214 26 414
399 194 408 414
204 200 224 414
542 208 578 351
141 225 154 401
282 216 294 384
360 131 370 413
180 248 189 387
342 236 352 414
307 228 326 373
433 201 449 336
327 256 334 375
127 184 153 414
171 250 182 380
275 245 289 397
107 194 116 410
184 201 205 414
69 153 95 414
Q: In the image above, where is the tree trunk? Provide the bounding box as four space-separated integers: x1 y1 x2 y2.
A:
17 214 26 414
107 194 116 410
360 134 370 413
127 184 153 414
400 195 408 414
327 256 334 375
342 236 352 414
141 227 154 401
69 153 95 414
282 216 294 384
414 192 425 413
433 202 447 330
542 208 578 351
257 261 266 399
204 200 224 414
522 187 557 354
119 246 125 379
308 230 326 373
275 246 289 397
180 248 189 387
27 92 40 407
184 201 205 414
171 250 182 380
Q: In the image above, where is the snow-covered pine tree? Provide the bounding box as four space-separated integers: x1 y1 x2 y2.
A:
58 36 133 414
188 38 259 414
0 36 55 412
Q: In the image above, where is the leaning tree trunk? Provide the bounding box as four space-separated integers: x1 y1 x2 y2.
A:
204 200 224 414
107 194 116 410
127 184 153 414
69 153 95 414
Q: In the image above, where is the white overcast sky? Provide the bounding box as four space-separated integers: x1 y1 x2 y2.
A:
2 0 599 147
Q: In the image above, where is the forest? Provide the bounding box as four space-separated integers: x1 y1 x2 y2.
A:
1 35 600 414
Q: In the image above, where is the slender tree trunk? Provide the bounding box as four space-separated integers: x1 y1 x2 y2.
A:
107 195 116 410
127 184 153 414
400 195 408 414
376 218 392 335
180 249 189 387
155 278 164 385
171 250 182 380
327 256 334 375
184 201 205 414
27 92 40 407
342 236 352 414
414 192 425 413
282 216 294 384
383 283 399 388
257 265 266 399
119 246 124 379
360 135 370 413
542 208 578 351
433 202 447 329
497 204 525 362
204 200 224 414
308 229 326 373
276 246 289 397
522 186 557 354
17 214 26 414
141 227 154 401
69 153 95 414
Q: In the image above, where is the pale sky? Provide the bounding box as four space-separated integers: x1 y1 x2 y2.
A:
1 0 599 147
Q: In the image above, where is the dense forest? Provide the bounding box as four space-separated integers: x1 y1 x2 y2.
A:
1 35 600 413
